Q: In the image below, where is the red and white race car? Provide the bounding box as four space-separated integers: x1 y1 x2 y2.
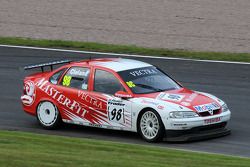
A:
21 58 231 142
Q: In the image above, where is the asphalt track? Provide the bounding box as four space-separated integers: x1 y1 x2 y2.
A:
0 46 250 157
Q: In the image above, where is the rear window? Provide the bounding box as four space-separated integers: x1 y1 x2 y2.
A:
60 67 90 90
49 68 66 84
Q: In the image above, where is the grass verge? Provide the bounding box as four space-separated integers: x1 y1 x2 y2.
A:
0 130 249 167
0 36 250 62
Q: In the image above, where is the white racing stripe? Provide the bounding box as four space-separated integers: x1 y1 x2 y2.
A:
0 44 250 65
78 101 107 118
63 108 88 122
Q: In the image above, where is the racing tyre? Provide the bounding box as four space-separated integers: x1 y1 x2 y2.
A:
37 101 61 129
138 109 164 142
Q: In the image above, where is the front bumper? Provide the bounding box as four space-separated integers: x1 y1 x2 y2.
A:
164 122 230 142
164 110 231 141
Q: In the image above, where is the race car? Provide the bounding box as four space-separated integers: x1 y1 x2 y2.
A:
21 58 231 142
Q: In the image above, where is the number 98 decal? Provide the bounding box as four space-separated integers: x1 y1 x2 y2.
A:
108 100 125 124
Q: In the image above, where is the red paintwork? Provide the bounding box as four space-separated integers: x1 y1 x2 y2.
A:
22 59 132 123
133 88 220 114
21 58 221 124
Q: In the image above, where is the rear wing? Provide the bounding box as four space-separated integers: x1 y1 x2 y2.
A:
23 60 72 72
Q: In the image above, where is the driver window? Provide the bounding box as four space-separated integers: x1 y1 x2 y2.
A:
60 67 90 90
94 69 124 95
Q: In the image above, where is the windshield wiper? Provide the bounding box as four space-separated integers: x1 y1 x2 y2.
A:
135 83 164 92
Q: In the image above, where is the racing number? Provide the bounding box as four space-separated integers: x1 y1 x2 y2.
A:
110 108 124 121
108 100 125 124
62 75 72 86
126 81 136 88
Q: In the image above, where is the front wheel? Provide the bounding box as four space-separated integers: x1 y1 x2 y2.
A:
138 109 164 142
37 101 61 129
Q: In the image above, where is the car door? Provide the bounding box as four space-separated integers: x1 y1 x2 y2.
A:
52 66 92 124
89 68 133 130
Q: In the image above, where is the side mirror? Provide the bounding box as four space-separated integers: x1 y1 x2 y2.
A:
114 91 133 99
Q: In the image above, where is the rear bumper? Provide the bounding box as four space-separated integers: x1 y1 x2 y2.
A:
164 122 231 142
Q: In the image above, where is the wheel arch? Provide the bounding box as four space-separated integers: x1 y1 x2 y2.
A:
136 107 165 132
36 99 62 129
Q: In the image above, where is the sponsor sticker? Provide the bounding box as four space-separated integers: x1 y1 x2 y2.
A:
21 80 36 106
129 68 157 77
89 123 102 128
62 75 72 86
36 78 89 118
107 99 125 124
204 117 221 125
126 81 136 88
69 68 89 77
194 102 220 113
78 91 104 109
158 93 184 102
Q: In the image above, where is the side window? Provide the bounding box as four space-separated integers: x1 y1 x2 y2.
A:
60 67 90 90
49 68 66 85
94 69 124 95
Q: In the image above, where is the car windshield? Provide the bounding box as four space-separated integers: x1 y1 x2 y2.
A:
118 66 181 94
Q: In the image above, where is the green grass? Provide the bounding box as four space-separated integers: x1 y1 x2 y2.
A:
0 36 250 62
0 130 249 167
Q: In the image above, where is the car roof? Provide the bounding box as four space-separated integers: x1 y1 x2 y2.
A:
72 58 152 72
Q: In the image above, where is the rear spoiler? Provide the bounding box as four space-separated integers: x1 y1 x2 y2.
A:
23 60 72 72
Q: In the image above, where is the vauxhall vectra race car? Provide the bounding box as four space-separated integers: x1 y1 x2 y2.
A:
21 58 231 142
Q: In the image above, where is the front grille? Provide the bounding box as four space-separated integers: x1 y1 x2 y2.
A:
199 109 221 117
198 122 227 131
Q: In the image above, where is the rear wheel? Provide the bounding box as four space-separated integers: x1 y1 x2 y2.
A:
138 109 164 142
37 101 61 129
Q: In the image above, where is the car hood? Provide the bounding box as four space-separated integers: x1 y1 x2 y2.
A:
135 88 222 113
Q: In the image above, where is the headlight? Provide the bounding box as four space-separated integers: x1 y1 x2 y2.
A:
169 111 199 119
222 104 229 112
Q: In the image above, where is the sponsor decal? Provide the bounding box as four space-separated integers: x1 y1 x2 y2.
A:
158 93 184 102
62 75 72 86
21 80 36 106
204 117 221 125
129 69 157 77
126 81 136 88
89 123 102 128
35 78 132 128
194 102 220 113
78 91 104 109
81 84 88 90
36 78 88 118
69 68 89 77
172 123 187 126
107 99 125 124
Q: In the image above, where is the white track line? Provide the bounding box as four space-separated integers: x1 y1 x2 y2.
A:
1 44 250 65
